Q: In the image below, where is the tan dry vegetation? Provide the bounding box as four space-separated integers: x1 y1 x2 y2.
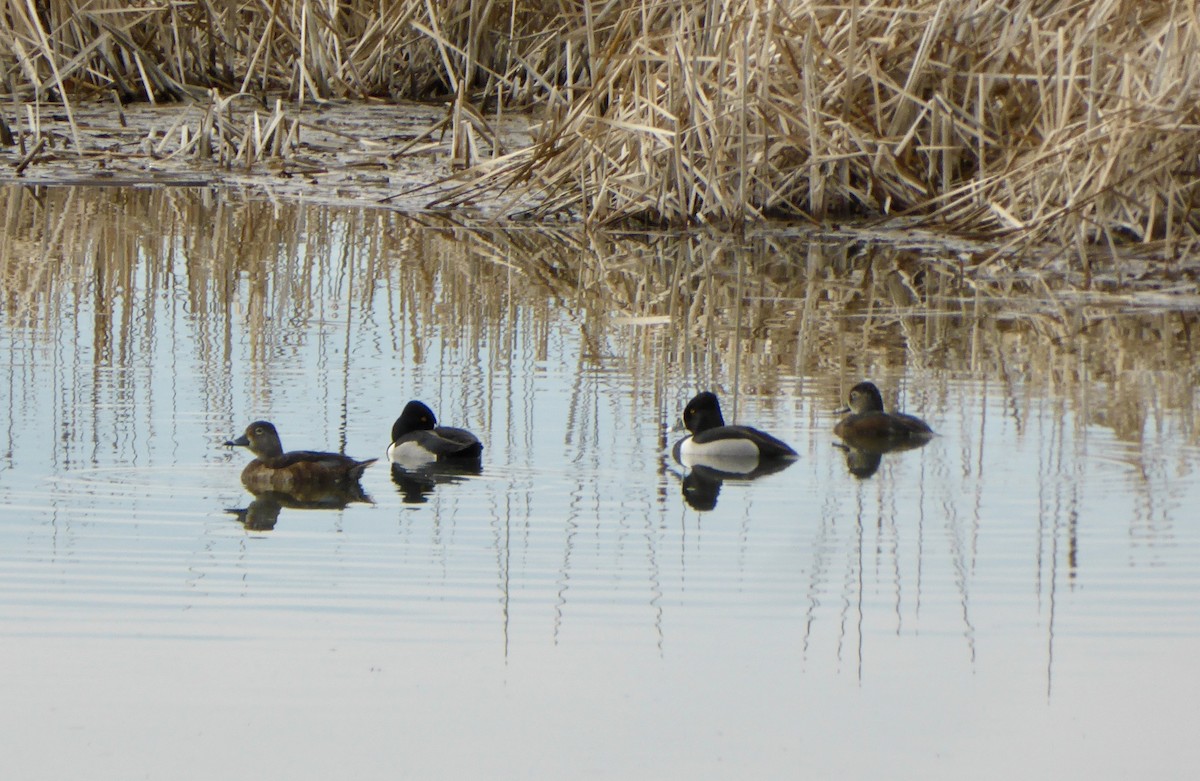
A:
2 1 1200 261
2 185 1196 443
412 217 1200 447
442 0 1200 247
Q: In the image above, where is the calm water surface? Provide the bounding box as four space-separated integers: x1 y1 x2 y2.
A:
1 187 1198 779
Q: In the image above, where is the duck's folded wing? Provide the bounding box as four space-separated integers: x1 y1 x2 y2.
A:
692 425 796 458
427 428 483 457
269 450 360 468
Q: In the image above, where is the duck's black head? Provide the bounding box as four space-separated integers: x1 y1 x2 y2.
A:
681 391 726 435
392 400 438 441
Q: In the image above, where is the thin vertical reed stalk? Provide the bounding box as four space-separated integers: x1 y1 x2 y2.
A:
0 1 1196 254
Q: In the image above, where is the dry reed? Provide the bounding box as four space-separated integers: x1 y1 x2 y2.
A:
4 187 1196 448
2 1 1199 256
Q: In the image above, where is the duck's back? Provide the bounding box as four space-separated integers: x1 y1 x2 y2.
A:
242 450 376 492
835 411 932 440
389 427 482 462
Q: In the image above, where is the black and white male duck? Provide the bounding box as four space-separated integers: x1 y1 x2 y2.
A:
673 391 797 470
224 420 376 494
387 400 483 467
833 381 934 442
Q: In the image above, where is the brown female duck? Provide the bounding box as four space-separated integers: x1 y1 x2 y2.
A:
834 382 934 442
224 420 376 493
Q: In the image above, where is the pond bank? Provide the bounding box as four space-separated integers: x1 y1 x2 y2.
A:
2 99 1199 295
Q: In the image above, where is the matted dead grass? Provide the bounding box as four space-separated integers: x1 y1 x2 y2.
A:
2 1 1199 264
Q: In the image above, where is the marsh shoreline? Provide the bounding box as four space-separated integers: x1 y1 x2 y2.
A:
3 99 1198 298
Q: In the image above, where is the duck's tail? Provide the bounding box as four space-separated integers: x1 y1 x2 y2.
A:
349 458 378 481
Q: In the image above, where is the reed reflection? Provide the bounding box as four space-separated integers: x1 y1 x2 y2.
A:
2 185 1195 463
1 184 1198 673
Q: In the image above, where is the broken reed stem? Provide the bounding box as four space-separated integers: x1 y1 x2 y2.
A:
0 0 1197 253
14 136 46 174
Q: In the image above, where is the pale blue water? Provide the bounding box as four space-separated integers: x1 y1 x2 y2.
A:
0 187 1197 779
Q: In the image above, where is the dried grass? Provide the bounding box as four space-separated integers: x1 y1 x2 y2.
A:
3 187 1195 448
2 1 1199 252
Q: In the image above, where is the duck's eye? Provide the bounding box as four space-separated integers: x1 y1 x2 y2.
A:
254 427 265 435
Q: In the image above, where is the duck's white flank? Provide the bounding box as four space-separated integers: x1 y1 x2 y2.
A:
387 439 437 466
678 435 761 463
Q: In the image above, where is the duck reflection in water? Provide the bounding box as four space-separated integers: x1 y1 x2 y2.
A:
672 392 798 511
678 458 796 511
387 400 484 503
223 420 377 529
834 437 930 479
833 381 934 479
391 459 483 504
226 483 373 531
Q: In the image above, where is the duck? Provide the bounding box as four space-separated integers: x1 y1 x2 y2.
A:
224 420 377 493
387 400 483 466
833 381 934 441
673 391 797 470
